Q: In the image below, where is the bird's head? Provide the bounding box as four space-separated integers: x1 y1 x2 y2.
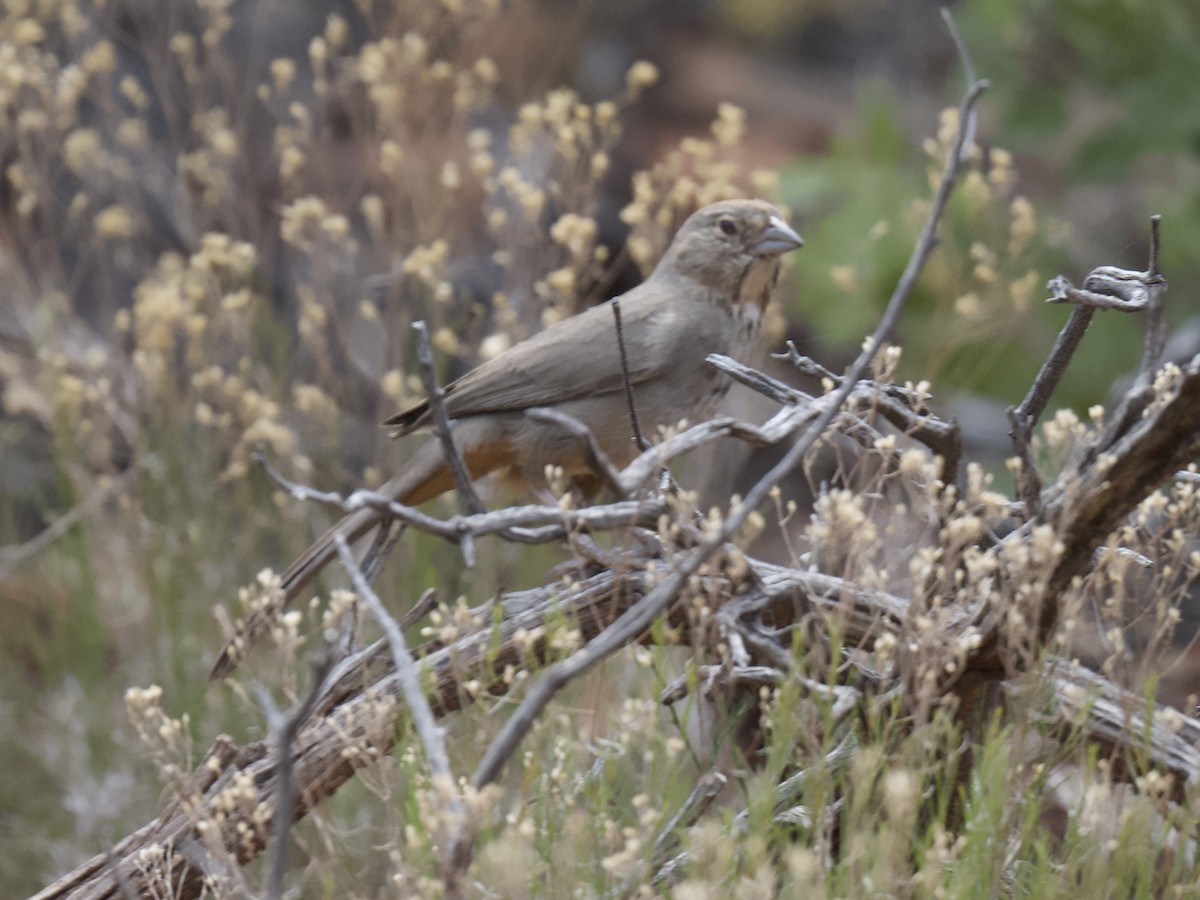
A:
658 199 803 304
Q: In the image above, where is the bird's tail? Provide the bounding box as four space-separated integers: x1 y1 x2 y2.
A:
209 439 452 680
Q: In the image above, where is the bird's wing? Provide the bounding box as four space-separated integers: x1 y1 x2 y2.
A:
386 284 677 433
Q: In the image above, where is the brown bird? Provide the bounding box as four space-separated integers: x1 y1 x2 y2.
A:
211 199 802 678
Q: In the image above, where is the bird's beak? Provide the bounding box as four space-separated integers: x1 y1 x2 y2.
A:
751 215 804 256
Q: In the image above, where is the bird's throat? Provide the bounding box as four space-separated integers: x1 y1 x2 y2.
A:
735 257 781 313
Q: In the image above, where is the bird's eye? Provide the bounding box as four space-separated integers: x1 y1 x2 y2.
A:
718 218 737 236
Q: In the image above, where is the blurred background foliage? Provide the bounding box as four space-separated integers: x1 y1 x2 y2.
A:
1 0 1198 894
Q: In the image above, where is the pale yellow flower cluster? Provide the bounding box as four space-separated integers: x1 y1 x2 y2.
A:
819 107 1060 361
124 684 193 786
470 64 658 330
280 196 356 254
620 103 777 274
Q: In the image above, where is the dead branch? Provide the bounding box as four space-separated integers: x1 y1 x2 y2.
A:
1009 217 1167 517
1007 303 1094 515
1035 660 1200 805
771 345 963 482
1039 353 1200 635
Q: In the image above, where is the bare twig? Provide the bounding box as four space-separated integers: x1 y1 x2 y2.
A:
400 586 439 631
769 348 962 481
1008 304 1095 515
413 320 486 521
611 770 726 898
611 298 649 452
660 664 784 705
777 344 839 384
941 8 978 162
256 653 334 900
941 7 977 88
853 76 989 389
1140 215 1166 379
104 848 138 900
334 534 470 897
650 735 858 891
649 770 726 867
1047 278 1151 311
0 454 153 576
527 406 628 497
334 534 452 779
659 664 861 724
358 519 404 590
256 452 664 545
707 352 805 407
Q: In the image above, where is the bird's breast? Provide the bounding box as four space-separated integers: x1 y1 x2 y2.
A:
734 301 762 343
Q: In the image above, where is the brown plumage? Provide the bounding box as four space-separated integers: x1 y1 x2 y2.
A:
210 199 802 679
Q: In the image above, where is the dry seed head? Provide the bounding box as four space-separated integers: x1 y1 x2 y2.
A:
830 265 857 294
278 145 305 181
962 170 990 205
898 448 931 480
712 102 745 147
63 127 103 176
1009 196 1036 255
973 262 996 284
378 139 403 175
1152 362 1183 398
750 168 779 196
12 18 46 45
884 769 917 822
81 40 117 76
280 196 331 249
624 60 659 92
549 212 598 257
402 239 449 284
269 57 296 92
93 204 135 239
359 194 385 238
1008 269 1038 311
543 267 574 297
954 291 982 320
1154 706 1184 734
479 332 510 360
1135 769 1172 801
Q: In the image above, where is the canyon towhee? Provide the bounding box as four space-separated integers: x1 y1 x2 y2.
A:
211 198 802 678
